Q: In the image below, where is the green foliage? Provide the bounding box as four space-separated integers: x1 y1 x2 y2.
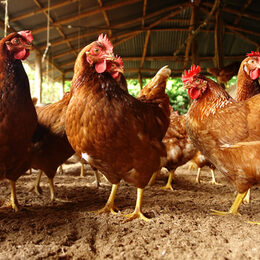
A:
24 62 64 104
24 61 190 113
127 77 190 114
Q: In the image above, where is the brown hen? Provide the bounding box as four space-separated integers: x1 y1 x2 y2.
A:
183 64 260 218
0 31 37 211
30 92 75 201
65 35 170 221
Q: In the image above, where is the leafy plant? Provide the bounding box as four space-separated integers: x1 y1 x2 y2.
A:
127 78 190 114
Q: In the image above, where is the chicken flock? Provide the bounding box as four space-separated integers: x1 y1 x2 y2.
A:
0 31 260 223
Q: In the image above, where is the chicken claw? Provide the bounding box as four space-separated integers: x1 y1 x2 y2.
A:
29 170 43 196
48 178 71 203
0 180 20 212
97 184 119 215
123 188 150 222
161 170 174 191
211 191 247 216
248 221 260 225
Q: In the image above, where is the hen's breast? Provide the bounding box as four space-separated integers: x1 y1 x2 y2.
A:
65 74 167 186
0 63 37 180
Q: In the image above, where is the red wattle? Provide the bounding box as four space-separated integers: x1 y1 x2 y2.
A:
95 60 107 73
188 88 201 100
14 49 29 60
112 71 119 79
249 68 260 80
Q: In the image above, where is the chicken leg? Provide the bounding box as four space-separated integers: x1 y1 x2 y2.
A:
29 170 43 195
195 168 201 184
97 183 119 214
10 180 19 212
123 188 150 221
148 171 158 186
211 191 247 216
47 177 70 203
162 170 174 191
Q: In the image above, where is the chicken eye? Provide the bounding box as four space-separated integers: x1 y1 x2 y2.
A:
11 38 20 45
249 59 255 64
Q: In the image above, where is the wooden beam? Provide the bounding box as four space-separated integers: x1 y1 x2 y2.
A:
97 0 112 37
173 0 221 56
38 3 191 51
61 55 245 71
234 0 252 25
214 5 224 69
200 6 260 46
202 2 260 21
10 0 77 22
191 4 199 65
33 0 77 57
142 0 147 28
32 0 142 35
52 27 233 61
184 3 199 68
140 30 150 68
114 32 142 46
227 26 260 47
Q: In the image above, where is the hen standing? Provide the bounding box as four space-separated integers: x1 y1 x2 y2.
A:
0 31 37 211
65 35 170 220
30 92 75 201
183 64 260 217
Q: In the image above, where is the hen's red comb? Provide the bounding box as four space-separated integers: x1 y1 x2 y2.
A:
18 30 33 43
115 56 123 67
182 65 201 84
247 51 260 57
97 34 113 52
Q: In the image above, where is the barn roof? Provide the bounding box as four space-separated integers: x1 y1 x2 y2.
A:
1 0 259 81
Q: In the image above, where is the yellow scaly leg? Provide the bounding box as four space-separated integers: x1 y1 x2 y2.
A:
48 177 70 203
123 188 150 221
162 170 174 191
97 183 119 215
211 191 247 216
148 171 158 186
80 162 85 177
195 168 201 184
10 180 19 212
29 170 43 195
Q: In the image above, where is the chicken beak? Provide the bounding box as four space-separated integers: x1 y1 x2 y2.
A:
105 52 115 61
117 67 125 74
25 42 32 50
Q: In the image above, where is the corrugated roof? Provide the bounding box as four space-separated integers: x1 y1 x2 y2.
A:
0 0 259 80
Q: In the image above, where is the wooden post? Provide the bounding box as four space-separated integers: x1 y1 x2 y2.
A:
214 6 224 70
34 51 42 103
60 73 65 98
191 3 199 65
138 71 143 89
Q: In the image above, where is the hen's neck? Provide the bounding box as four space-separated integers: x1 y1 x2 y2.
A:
188 79 234 121
236 66 260 101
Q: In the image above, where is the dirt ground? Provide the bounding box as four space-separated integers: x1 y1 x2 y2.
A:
0 162 260 260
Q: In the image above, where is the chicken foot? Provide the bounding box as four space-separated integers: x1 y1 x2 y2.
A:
211 191 248 216
0 180 19 212
196 168 221 185
123 188 150 222
48 178 70 203
97 183 119 215
29 170 43 195
162 170 174 191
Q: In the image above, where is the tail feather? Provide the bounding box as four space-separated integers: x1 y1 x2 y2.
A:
138 65 171 100
137 65 171 119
